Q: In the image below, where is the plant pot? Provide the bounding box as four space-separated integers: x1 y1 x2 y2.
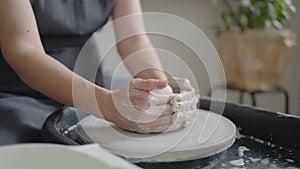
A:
216 29 297 91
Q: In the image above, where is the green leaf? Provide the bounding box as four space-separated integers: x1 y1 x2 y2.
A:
214 0 297 32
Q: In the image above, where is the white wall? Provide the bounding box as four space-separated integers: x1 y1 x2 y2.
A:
139 0 222 96
282 5 300 115
141 0 300 115
98 0 300 115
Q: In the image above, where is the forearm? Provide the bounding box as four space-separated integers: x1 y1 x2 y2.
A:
13 50 73 105
117 34 168 81
4 47 110 119
112 0 167 81
0 0 111 120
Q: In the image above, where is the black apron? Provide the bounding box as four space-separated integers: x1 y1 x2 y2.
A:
0 0 115 145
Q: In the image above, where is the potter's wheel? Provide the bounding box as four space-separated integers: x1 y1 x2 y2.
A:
79 109 236 162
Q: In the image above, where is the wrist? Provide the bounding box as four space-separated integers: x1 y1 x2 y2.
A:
134 68 168 81
95 87 115 122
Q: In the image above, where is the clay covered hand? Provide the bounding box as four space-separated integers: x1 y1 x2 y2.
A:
107 78 174 133
168 77 198 113
104 78 198 134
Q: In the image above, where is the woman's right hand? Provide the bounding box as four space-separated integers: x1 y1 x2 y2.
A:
100 78 174 133
98 78 197 134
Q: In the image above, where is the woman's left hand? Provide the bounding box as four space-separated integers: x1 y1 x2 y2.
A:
168 77 199 113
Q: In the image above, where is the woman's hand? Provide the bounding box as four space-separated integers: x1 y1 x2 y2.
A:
168 77 199 113
100 78 174 133
98 78 198 134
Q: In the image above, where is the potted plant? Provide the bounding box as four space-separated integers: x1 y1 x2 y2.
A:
214 0 297 91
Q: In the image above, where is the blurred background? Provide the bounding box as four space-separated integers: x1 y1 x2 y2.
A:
96 0 300 115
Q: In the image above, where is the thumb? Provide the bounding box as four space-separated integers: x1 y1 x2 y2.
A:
130 78 168 91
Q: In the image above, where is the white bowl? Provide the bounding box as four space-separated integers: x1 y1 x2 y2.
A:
0 144 140 169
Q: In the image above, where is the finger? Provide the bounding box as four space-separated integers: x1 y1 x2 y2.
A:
171 96 199 112
131 104 172 124
129 89 172 109
170 89 196 104
142 104 172 116
130 78 168 91
129 88 150 107
148 93 171 105
169 78 193 92
132 96 173 117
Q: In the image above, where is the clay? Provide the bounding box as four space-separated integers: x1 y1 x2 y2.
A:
237 146 249 157
229 159 245 166
152 85 173 95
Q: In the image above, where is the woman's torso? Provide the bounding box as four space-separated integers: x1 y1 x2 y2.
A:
0 0 115 98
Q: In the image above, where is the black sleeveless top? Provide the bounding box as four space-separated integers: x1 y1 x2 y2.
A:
0 0 115 98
